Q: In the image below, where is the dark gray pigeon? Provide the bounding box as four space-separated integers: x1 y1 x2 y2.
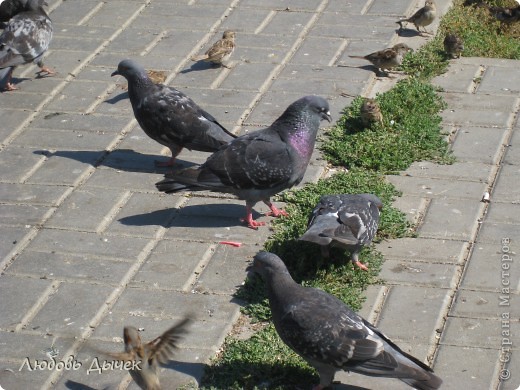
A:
111 59 237 167
249 251 443 390
0 0 53 91
299 193 382 271
156 95 331 229
0 0 28 25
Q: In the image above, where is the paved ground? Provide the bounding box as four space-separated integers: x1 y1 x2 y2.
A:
0 0 518 389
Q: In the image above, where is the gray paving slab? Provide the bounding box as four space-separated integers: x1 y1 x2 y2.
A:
0 0 518 389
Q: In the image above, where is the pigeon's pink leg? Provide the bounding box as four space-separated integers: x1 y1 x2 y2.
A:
38 66 55 76
4 82 17 91
263 200 289 218
155 145 183 167
240 203 265 229
353 260 368 271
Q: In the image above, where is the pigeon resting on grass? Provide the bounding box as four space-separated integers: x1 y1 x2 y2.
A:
156 95 331 229
249 251 443 390
0 0 53 91
100 317 192 390
299 194 382 271
111 59 236 167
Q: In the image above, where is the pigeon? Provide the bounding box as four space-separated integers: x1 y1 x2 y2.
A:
0 0 28 25
397 0 437 35
443 33 464 59
191 30 236 68
299 194 382 271
111 59 237 167
480 2 520 23
349 43 412 76
156 95 332 229
249 251 443 390
360 98 383 127
99 317 192 390
0 0 53 91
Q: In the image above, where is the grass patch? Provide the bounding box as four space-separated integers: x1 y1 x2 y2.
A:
322 78 453 173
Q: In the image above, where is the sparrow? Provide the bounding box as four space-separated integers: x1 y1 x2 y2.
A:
397 0 437 35
349 43 412 76
191 30 236 68
100 317 192 390
360 98 383 127
443 33 464 59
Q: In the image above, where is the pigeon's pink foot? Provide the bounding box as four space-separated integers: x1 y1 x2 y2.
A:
264 202 289 218
353 260 368 271
37 66 55 77
4 82 17 91
240 215 266 230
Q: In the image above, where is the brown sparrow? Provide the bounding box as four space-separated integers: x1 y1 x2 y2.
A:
443 33 464 59
101 317 192 390
397 0 437 35
360 98 383 127
349 43 412 76
191 30 236 68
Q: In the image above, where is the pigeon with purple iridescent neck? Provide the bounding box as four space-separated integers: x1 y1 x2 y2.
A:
156 95 331 229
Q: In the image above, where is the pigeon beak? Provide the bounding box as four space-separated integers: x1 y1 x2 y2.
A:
111 70 120 77
322 111 332 122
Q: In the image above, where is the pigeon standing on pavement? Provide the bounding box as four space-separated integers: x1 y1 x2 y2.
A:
348 43 412 76
360 98 383 127
0 0 53 91
191 30 236 68
299 194 383 271
100 317 192 390
0 0 28 25
443 33 464 59
249 251 443 390
156 95 332 229
111 59 237 167
397 0 437 35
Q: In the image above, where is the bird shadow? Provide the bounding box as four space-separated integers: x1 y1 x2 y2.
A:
33 149 197 174
180 61 221 74
119 203 260 229
64 380 110 390
396 27 424 37
104 90 129 104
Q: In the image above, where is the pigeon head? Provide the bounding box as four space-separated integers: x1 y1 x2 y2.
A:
359 193 383 210
248 251 291 280
111 59 149 82
26 0 46 10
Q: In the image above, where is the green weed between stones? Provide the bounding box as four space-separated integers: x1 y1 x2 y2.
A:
196 0 515 386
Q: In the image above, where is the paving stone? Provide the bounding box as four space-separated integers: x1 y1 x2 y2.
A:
404 161 493 183
148 30 209 58
0 109 30 142
6 251 133 284
0 147 47 183
380 259 458 288
356 284 385 321
84 1 145 27
503 130 520 165
219 8 273 33
26 229 149 260
478 221 520 245
28 282 115 335
85 167 167 192
0 204 52 227
431 62 478 93
11 127 117 150
450 290 508 319
41 49 94 77
376 237 469 264
479 65 520 96
419 198 483 240
111 289 239 323
0 91 48 110
44 188 125 232
441 107 512 128
493 164 520 203
25 153 100 186
0 275 52 329
313 22 395 41
217 63 276 91
45 81 111 113
104 27 163 54
290 36 346 66
0 183 66 206
51 36 104 53
48 0 105 25
485 202 520 225
376 285 448 344
435 345 500 389
31 111 130 133
387 175 488 200
461 242 520 293
129 240 212 290
451 126 508 164
501 351 520 390
194 244 258 294
441 316 519 350
368 0 411 15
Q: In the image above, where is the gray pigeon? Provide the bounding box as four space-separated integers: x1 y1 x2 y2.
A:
0 0 53 91
299 193 382 271
0 0 29 25
156 95 331 229
249 251 443 390
111 59 237 167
